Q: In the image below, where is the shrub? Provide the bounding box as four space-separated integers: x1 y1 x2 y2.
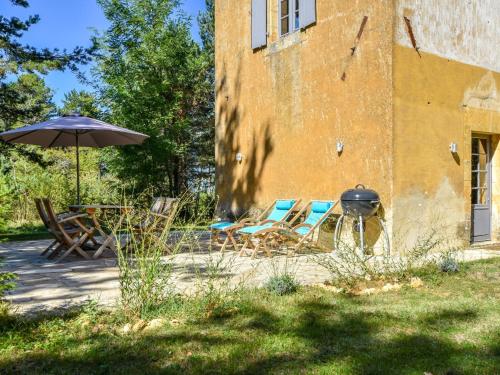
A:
190 253 242 319
0 256 16 308
115 193 220 319
115 197 181 318
314 228 458 290
265 274 299 296
440 253 460 273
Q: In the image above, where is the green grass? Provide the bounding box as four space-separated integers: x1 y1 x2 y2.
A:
1 258 499 374
0 223 50 242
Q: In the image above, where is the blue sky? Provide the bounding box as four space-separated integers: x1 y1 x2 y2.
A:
0 0 206 106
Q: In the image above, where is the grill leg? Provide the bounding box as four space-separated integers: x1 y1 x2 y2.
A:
377 215 390 256
359 216 365 256
333 215 345 252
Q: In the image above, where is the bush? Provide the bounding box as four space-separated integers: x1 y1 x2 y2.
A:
1 149 120 231
314 229 458 290
116 194 219 319
440 254 460 273
0 256 16 302
190 252 244 320
265 274 299 296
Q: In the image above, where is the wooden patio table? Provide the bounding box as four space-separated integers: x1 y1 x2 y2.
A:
69 204 133 259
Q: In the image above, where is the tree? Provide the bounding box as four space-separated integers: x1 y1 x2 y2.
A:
59 90 103 119
193 0 215 191
93 0 214 197
0 0 93 160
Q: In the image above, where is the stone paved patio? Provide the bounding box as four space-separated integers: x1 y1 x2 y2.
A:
1 235 499 315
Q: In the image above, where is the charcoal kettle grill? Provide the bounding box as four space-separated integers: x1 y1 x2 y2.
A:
334 184 390 255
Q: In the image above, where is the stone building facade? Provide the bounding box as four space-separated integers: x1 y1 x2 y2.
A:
215 0 500 250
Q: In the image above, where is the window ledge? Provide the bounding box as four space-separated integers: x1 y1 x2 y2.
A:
266 32 303 56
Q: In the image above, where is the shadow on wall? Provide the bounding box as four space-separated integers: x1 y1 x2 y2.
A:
215 61 274 218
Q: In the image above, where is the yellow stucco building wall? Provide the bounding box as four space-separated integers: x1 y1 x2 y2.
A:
215 0 500 251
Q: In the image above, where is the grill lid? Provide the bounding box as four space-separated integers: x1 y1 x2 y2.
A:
341 184 380 202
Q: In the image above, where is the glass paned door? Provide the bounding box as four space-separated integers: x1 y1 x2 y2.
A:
471 136 491 242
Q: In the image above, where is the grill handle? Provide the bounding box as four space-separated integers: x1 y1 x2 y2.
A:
355 184 366 189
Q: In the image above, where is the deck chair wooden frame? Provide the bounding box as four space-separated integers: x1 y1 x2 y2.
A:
35 198 59 256
212 199 302 253
126 197 179 253
42 198 96 262
35 198 98 257
239 200 338 258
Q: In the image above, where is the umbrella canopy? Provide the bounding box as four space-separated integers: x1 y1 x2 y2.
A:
0 114 147 147
0 114 148 204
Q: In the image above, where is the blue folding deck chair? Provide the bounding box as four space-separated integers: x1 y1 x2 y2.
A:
238 200 337 258
209 199 301 252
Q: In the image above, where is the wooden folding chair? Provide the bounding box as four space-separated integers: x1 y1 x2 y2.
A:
126 197 179 253
36 198 98 258
35 198 59 256
42 198 96 262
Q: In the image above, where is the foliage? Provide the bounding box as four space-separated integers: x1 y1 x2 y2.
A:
265 274 299 296
0 257 16 300
265 256 300 296
0 147 119 227
0 2 100 231
58 90 105 119
0 174 13 230
314 229 452 290
116 195 181 318
440 251 460 273
93 0 215 197
0 258 499 374
190 251 244 320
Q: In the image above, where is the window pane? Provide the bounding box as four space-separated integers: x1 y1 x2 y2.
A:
281 0 289 15
281 17 289 34
295 0 300 28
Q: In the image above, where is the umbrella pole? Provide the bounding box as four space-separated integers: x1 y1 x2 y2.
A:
76 133 80 205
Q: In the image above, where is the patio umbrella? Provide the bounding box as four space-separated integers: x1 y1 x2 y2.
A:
0 113 148 204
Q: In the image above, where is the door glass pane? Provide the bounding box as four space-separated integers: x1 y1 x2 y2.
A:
471 171 478 188
479 139 488 155
472 138 479 153
471 137 490 207
479 188 487 205
472 154 479 170
471 189 478 205
479 153 487 171
479 171 488 189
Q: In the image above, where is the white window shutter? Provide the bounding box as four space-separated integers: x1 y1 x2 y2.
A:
251 0 267 49
299 0 316 29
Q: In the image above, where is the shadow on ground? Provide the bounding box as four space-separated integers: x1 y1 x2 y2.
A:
0 289 498 374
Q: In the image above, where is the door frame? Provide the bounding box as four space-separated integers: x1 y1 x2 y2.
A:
471 134 492 243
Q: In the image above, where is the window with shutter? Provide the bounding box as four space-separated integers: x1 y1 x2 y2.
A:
279 0 316 37
252 0 267 49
